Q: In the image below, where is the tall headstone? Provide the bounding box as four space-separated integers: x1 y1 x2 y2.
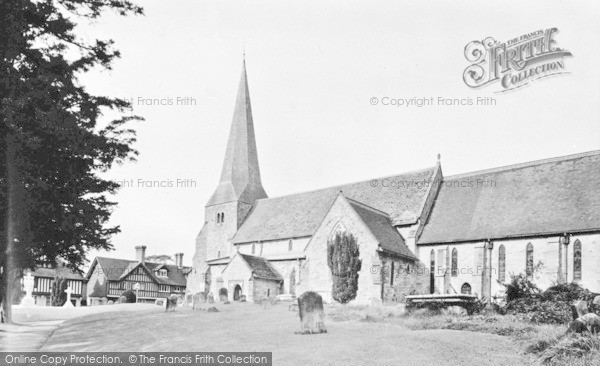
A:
63 287 74 307
20 272 35 307
296 291 327 334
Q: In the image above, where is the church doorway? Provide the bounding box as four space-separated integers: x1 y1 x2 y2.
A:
233 285 242 301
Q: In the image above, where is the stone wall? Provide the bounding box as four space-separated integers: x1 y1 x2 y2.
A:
252 278 282 301
380 255 429 303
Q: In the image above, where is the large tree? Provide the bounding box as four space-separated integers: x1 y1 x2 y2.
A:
0 0 143 323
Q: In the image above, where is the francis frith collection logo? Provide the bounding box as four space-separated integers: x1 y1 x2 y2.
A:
463 28 572 92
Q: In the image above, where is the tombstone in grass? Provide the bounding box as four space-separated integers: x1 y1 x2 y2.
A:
192 292 206 310
296 291 326 334
20 271 36 307
219 288 228 302
208 293 215 304
240 295 246 302
165 295 178 312
62 287 74 307
579 313 600 334
571 300 589 320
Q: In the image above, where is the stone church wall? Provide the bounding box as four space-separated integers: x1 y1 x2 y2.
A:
380 256 429 303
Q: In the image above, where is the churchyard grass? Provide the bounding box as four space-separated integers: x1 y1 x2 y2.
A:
327 304 600 365
37 301 528 365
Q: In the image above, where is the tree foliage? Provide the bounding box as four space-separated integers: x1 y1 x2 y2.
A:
0 0 143 322
327 232 362 304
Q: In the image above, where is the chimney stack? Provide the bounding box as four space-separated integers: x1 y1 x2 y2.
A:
174 253 183 268
135 245 146 264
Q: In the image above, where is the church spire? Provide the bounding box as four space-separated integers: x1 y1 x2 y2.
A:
207 59 268 207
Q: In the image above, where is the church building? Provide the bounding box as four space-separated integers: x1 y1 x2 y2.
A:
187 60 600 305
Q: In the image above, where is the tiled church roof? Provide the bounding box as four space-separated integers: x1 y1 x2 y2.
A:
239 254 282 281
347 198 418 260
232 166 439 244
418 150 600 244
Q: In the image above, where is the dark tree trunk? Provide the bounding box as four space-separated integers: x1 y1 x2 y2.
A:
2 133 24 324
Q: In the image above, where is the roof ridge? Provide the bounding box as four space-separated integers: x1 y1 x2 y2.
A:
447 150 600 179
255 165 438 202
345 197 391 218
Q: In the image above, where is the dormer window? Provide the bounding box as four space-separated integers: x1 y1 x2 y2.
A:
157 269 168 277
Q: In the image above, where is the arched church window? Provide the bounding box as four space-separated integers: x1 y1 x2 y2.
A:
574 240 582 281
526 243 534 278
222 212 225 222
288 239 293 252
451 248 458 277
252 243 255 255
217 251 220 258
216 213 220 223
390 261 395 285
498 245 506 282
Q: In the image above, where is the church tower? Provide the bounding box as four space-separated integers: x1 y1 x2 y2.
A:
203 58 268 262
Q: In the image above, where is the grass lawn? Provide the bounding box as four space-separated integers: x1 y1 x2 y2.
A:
40 302 529 366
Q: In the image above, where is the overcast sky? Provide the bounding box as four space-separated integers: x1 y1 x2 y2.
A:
77 0 600 267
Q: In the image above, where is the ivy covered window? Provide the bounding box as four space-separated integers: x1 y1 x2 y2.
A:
573 240 582 281
498 245 506 282
451 248 458 277
525 243 534 278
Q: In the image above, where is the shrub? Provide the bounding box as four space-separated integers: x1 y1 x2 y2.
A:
51 277 68 306
327 232 361 304
504 278 599 324
120 289 136 303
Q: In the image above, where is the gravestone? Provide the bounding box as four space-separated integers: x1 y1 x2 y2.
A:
208 293 215 304
166 295 178 312
207 306 219 313
62 287 74 307
296 291 327 334
240 295 247 302
118 296 127 304
219 288 228 302
20 272 35 307
571 300 589 320
193 292 206 310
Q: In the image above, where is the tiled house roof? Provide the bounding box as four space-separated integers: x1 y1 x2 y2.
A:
232 166 439 244
87 257 190 286
347 198 418 260
30 265 85 281
418 150 600 244
239 253 283 281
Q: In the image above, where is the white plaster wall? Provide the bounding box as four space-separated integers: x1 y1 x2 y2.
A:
567 234 600 292
418 233 600 300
